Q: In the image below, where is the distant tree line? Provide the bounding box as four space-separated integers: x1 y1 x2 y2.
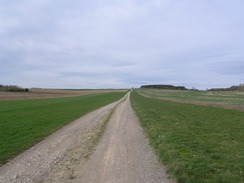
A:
0 84 29 92
208 84 244 91
140 84 188 90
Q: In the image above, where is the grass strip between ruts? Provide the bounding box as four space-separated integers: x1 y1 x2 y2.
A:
130 91 244 183
0 92 126 165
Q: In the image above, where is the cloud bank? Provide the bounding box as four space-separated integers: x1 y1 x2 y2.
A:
1 0 244 89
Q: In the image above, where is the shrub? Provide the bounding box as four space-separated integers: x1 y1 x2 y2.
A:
0 84 29 92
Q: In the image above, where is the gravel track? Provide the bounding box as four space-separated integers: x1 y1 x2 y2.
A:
0 97 123 183
77 92 174 183
0 92 174 183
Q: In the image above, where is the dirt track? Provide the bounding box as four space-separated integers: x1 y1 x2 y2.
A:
0 92 174 183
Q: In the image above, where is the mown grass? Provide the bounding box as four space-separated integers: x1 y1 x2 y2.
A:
0 92 125 165
131 91 244 183
137 88 244 111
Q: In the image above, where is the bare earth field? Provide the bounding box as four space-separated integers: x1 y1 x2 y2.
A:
0 88 127 100
0 92 173 183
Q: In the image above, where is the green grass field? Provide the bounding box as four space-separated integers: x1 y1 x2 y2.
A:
137 88 244 111
0 92 125 165
131 91 244 183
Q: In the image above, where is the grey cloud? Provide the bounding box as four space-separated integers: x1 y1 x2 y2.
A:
0 0 244 89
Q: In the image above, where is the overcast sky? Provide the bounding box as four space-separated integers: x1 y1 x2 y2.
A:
0 0 244 89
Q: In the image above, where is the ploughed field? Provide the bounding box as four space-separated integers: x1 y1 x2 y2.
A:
0 91 126 165
131 90 244 183
0 88 126 101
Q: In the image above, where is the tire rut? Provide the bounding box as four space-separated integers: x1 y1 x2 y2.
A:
77 92 175 183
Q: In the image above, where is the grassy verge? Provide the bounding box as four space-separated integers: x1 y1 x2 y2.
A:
0 92 125 165
131 91 244 183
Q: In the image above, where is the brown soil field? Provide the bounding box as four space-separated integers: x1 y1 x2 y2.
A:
0 89 127 101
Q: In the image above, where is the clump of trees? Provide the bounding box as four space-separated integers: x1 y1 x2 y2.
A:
240 84 244 91
0 84 29 92
208 84 244 91
140 84 188 90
